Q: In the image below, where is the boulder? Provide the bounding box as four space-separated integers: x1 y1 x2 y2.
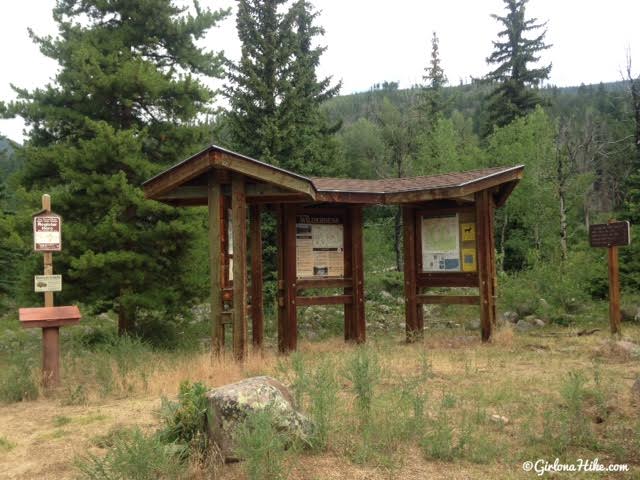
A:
621 306 640 323
206 376 312 461
611 340 640 358
502 311 519 324
515 319 533 332
380 290 393 300
515 303 535 317
532 318 546 327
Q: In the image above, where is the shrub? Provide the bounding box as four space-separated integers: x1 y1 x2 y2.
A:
159 381 209 456
343 347 381 428
235 408 289 480
76 427 185 480
0 354 38 403
308 359 339 451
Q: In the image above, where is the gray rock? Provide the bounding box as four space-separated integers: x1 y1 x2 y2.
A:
502 311 519 324
380 290 393 300
532 318 546 327
612 340 640 358
515 303 535 317
515 319 533 332
206 376 312 461
490 414 509 425
378 304 392 314
467 319 481 330
621 306 640 323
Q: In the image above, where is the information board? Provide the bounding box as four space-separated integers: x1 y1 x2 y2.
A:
296 215 344 277
33 213 62 251
34 275 62 292
421 215 460 271
589 221 631 248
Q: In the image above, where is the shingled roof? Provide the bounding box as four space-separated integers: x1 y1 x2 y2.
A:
143 145 524 206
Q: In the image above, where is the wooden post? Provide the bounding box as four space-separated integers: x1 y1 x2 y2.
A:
608 220 621 335
282 204 298 352
40 194 60 388
350 206 366 343
249 205 264 347
343 209 354 341
231 174 248 361
488 195 498 326
208 174 223 354
276 205 286 353
475 190 496 342
403 206 421 342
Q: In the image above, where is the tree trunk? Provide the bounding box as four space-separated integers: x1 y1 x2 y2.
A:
559 188 568 261
118 291 134 336
395 207 403 272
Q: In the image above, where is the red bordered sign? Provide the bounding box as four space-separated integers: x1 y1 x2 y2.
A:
33 213 62 251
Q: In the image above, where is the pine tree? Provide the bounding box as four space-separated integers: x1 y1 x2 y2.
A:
279 0 341 174
485 0 551 132
4 0 228 335
225 0 339 173
419 31 448 133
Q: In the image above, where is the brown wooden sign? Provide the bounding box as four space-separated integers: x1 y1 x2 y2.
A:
589 221 631 248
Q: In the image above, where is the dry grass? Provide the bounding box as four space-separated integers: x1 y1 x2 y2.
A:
1 324 640 479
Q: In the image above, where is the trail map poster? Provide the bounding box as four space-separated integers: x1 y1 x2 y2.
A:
296 215 344 277
422 215 460 272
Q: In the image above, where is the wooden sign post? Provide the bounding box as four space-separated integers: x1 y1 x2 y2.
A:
20 194 80 388
589 220 631 335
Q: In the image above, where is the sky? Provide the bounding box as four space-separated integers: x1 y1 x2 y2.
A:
1 0 639 143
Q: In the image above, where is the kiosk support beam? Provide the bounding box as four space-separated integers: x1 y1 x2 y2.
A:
403 206 422 342
250 205 264 348
231 174 248 360
208 173 223 354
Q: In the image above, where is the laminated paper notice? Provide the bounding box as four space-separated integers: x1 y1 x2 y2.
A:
296 216 344 277
422 215 460 272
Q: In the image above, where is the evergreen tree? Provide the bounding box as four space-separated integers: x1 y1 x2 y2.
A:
3 0 228 335
485 0 551 133
225 0 339 173
279 0 341 174
225 0 290 165
419 31 448 132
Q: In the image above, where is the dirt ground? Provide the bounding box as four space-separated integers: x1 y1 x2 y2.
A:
1 325 640 479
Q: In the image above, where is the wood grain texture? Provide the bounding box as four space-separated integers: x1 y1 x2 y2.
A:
250 205 264 347
231 175 248 361
208 174 223 354
403 206 422 342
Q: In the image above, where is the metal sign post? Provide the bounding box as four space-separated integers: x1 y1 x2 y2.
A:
589 220 631 335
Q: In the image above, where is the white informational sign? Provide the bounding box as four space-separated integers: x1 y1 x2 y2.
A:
34 274 62 292
422 215 460 272
296 216 344 277
33 214 62 251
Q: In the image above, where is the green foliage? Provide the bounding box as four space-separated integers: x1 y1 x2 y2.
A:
500 249 607 317
75 427 186 480
0 353 38 403
5 0 228 337
0 436 16 452
308 359 339 451
485 0 551 131
343 347 381 427
158 381 209 456
225 0 340 175
235 408 289 480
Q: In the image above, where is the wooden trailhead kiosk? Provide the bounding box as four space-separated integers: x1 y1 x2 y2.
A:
143 145 523 359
